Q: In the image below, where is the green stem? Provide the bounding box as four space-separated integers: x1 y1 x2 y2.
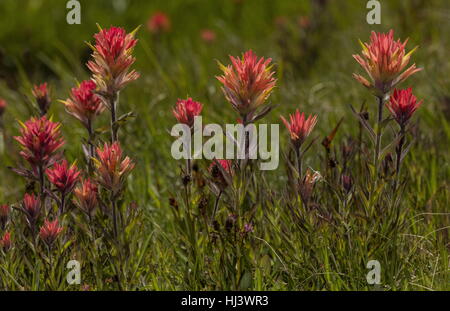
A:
374 95 384 180
394 127 406 190
110 92 120 143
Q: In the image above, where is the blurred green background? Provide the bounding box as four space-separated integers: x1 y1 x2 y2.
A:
0 0 448 231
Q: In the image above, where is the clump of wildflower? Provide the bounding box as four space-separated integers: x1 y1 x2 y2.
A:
0 204 10 229
0 231 11 252
74 178 98 216
87 26 140 100
217 50 276 122
46 160 81 196
32 83 51 115
94 142 135 195
14 116 64 169
386 88 422 128
173 98 203 128
39 219 63 247
280 110 317 148
61 80 105 129
353 30 422 96
147 11 171 34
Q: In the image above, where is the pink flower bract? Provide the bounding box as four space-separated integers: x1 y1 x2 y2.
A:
280 110 317 147
46 160 81 195
87 26 140 98
39 219 63 247
94 142 135 194
14 116 64 168
386 88 422 127
353 30 422 96
74 178 98 215
173 98 203 128
61 80 105 128
217 50 276 118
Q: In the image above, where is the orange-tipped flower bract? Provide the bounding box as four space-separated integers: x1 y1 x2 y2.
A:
386 88 422 128
217 50 276 119
14 116 64 168
353 30 422 96
74 178 98 216
280 110 317 148
87 26 140 99
39 219 63 247
94 142 135 194
173 98 203 128
61 80 105 129
46 160 81 195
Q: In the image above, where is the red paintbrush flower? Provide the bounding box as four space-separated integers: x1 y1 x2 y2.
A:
32 83 51 115
0 98 7 116
14 116 64 168
39 219 63 247
280 110 317 148
61 80 105 129
200 29 216 43
0 231 11 252
94 142 135 194
386 88 422 128
74 178 98 216
87 26 140 100
46 160 81 196
353 30 422 96
22 193 41 226
173 98 203 128
217 50 276 120
147 11 171 34
0 204 10 229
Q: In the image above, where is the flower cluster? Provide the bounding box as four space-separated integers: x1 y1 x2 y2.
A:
280 110 317 148
74 178 98 216
217 50 276 120
353 30 421 96
386 88 422 128
94 142 135 195
173 98 203 128
46 160 81 196
14 116 64 168
87 26 140 99
61 80 105 129
39 219 63 247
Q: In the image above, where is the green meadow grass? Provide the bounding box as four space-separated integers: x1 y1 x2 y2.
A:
0 0 448 290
